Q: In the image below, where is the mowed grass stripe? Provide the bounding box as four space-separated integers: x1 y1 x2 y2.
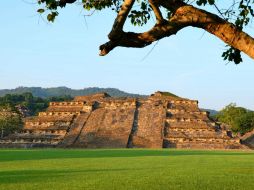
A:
0 149 253 190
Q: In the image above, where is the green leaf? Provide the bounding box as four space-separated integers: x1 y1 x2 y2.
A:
37 9 45 14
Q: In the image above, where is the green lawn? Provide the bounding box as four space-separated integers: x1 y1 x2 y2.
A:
0 149 253 190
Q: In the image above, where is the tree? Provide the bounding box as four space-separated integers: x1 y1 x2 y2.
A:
235 111 254 134
36 0 254 64
0 93 73 116
215 103 254 135
0 106 23 138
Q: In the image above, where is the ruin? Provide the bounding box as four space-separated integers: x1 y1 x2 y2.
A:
0 92 250 149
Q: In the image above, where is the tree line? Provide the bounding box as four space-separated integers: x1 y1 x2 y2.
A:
214 104 254 135
0 93 72 137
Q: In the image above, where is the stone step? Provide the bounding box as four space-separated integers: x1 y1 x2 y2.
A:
25 126 70 131
163 141 245 149
49 101 84 106
167 114 208 120
166 118 213 123
6 133 64 140
21 129 67 134
24 121 71 130
167 127 217 131
168 100 198 105
26 115 74 122
165 131 228 139
0 139 60 144
58 112 91 147
167 109 207 115
164 137 239 143
38 111 79 117
47 107 84 112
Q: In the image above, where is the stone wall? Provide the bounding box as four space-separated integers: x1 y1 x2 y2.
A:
131 99 166 148
74 100 136 148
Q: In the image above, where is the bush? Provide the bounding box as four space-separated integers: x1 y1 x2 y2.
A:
215 103 254 135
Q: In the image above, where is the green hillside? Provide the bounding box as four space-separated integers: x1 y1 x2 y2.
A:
0 87 146 98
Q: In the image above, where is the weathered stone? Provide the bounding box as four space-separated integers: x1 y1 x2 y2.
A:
58 112 91 147
74 99 136 148
131 99 166 148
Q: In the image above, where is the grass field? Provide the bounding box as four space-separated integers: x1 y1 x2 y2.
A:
0 149 254 190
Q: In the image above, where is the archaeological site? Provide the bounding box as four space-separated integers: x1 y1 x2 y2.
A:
0 92 252 149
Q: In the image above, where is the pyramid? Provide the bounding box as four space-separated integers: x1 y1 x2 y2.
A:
0 92 248 149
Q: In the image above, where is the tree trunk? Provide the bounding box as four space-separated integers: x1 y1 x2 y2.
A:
169 5 254 59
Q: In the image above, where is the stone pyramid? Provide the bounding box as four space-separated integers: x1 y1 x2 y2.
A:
0 92 248 149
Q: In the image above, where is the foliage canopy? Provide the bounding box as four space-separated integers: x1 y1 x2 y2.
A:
216 103 254 135
0 92 72 116
0 105 23 138
36 0 254 64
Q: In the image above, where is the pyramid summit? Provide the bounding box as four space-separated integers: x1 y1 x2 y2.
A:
0 92 249 149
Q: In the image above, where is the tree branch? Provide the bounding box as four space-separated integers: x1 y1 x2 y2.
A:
100 0 254 60
108 0 135 40
148 0 164 24
58 0 77 7
99 0 188 56
59 0 76 4
100 17 187 56
166 4 254 59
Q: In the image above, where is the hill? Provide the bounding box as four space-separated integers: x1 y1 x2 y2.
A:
0 87 146 98
201 109 218 116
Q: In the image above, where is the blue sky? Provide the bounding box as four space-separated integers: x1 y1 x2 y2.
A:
0 1 254 110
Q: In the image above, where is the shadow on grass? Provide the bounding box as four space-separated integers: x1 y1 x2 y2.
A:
0 168 145 184
0 149 253 162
